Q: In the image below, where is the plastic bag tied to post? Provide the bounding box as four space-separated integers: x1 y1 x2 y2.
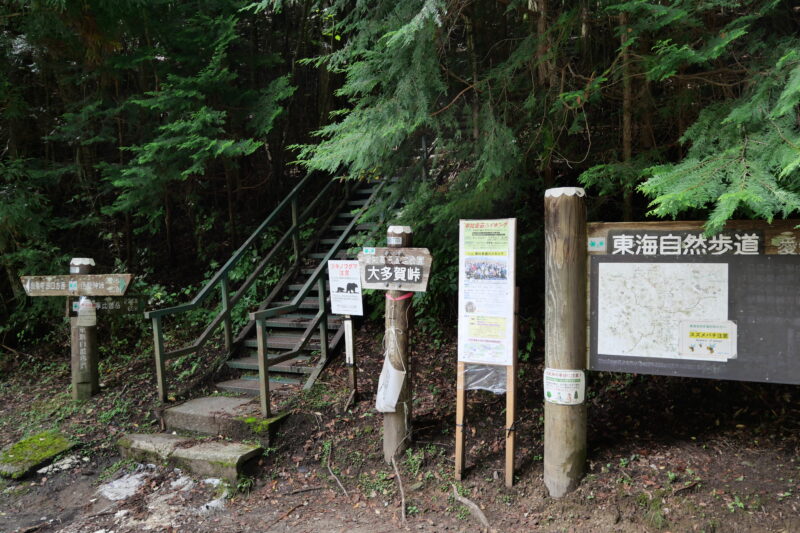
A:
463 363 507 394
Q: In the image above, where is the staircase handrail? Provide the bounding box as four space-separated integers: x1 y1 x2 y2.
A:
146 172 342 402
250 180 385 322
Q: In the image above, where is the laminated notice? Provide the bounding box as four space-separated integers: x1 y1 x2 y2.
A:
543 368 585 405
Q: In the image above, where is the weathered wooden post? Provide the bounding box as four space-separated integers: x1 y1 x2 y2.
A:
69 258 99 401
544 187 587 497
383 225 413 463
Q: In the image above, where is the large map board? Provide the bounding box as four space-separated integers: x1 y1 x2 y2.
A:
590 255 800 384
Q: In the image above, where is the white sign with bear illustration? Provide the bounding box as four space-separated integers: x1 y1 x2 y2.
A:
327 260 363 316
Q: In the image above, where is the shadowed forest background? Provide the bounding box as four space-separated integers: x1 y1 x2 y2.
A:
1 0 799 353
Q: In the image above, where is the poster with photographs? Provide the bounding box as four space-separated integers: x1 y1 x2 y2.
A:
458 219 516 365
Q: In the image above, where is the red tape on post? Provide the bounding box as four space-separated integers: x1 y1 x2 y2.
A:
386 292 414 301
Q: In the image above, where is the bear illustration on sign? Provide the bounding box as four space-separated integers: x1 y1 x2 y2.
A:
336 283 359 294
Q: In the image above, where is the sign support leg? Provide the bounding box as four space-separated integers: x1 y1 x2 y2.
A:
344 315 358 403
543 188 588 497
454 361 466 480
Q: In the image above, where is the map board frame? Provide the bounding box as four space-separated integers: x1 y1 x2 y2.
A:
587 220 800 384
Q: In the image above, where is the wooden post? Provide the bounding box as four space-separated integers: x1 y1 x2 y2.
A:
454 361 466 480
544 187 588 498
383 225 413 463
69 258 99 400
344 315 358 401
504 288 519 488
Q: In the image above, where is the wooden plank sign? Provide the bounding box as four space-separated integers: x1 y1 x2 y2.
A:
357 247 432 291
21 274 133 297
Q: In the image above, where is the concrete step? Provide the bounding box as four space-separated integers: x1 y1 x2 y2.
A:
347 199 369 206
263 314 341 329
227 355 313 374
308 251 349 260
275 297 322 310
118 433 262 483
161 396 288 441
216 375 303 396
330 223 375 232
243 334 322 351
287 282 327 291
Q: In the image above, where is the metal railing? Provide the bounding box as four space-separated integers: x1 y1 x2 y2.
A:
250 181 386 416
145 173 343 403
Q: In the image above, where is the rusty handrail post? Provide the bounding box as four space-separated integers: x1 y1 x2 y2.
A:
256 318 271 417
220 273 233 352
152 316 168 403
317 277 329 365
291 197 300 265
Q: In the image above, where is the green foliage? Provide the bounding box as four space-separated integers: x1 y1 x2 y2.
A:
641 38 800 232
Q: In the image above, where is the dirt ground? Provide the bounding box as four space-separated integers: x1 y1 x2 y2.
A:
2 321 800 532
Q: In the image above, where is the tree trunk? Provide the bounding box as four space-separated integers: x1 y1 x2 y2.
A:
620 13 633 222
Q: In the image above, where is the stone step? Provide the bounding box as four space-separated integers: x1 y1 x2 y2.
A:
216 375 303 396
118 433 262 483
162 396 289 441
227 355 313 374
336 212 357 219
347 199 369 206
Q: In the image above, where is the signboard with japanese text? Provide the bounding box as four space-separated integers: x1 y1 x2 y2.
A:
21 274 133 297
327 260 363 316
607 230 763 256
357 248 432 291
588 221 800 384
457 219 516 368
68 295 144 317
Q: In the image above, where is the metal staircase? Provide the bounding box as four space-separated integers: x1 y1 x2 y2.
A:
145 175 385 415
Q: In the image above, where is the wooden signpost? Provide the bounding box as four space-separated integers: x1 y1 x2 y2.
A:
357 228 431 463
454 218 518 488
20 258 134 401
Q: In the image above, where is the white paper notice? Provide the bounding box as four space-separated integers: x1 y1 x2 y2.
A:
543 369 585 405
327 260 363 316
457 219 516 366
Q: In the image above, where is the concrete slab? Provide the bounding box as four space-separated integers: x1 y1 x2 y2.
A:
117 433 262 482
171 441 263 481
163 395 288 442
117 433 191 462
0 430 75 479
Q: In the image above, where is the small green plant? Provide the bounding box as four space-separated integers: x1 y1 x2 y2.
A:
666 471 678 484
726 494 745 512
406 504 420 516
236 475 255 495
404 447 424 477
636 490 667 529
97 459 137 483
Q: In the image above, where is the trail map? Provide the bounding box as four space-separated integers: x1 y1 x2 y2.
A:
596 263 728 359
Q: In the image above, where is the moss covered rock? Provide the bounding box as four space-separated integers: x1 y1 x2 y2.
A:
0 430 75 479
